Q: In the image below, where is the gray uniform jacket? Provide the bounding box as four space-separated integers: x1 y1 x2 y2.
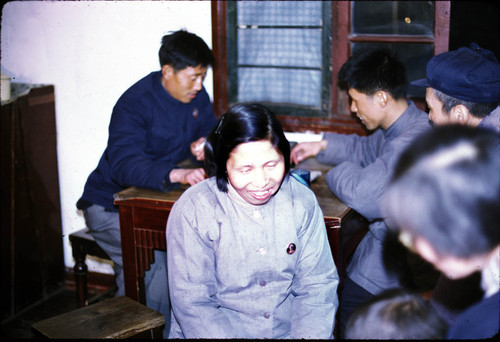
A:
166 176 339 339
478 105 500 133
317 101 431 295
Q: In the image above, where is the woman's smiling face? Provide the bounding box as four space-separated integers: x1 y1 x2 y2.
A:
226 140 285 205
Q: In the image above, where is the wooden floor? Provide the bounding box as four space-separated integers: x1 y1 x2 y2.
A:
1 285 115 339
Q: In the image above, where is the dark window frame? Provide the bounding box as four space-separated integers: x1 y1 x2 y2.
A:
211 1 450 134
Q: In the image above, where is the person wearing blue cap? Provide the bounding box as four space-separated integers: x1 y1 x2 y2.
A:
412 43 500 132
410 43 500 327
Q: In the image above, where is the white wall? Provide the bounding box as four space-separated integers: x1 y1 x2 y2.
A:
1 1 213 273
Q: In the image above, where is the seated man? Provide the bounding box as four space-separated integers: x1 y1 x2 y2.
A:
76 29 217 337
382 125 500 339
290 47 431 335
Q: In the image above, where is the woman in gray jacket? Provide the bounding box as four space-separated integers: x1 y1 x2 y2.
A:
166 103 339 339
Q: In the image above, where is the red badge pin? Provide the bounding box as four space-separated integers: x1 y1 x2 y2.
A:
286 243 296 255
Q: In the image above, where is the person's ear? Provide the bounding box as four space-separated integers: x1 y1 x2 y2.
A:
449 105 470 125
375 90 389 107
161 65 173 80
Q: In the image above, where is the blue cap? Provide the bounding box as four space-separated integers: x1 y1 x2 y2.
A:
411 43 500 103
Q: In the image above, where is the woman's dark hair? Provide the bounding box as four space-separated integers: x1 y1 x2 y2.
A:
204 103 291 192
159 29 214 71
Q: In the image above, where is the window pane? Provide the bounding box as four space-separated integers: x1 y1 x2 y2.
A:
351 42 434 98
238 28 322 68
237 1 322 26
352 1 434 36
237 67 321 107
229 0 329 115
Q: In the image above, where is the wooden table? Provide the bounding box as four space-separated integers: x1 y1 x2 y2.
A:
114 158 356 304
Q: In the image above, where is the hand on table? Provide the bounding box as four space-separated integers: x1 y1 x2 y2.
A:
169 168 206 186
290 140 327 165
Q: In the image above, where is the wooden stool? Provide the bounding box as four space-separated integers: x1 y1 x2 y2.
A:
69 228 116 307
31 296 165 339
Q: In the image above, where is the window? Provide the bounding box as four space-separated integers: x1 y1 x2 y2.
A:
227 1 331 118
212 1 450 134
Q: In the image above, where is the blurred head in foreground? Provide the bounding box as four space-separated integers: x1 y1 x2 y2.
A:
345 288 448 339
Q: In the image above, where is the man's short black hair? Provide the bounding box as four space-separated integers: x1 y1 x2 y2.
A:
159 29 214 71
338 47 407 100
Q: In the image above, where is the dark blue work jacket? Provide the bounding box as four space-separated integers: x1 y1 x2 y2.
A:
79 71 217 211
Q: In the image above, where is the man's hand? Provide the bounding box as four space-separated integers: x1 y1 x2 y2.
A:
290 140 327 165
190 137 206 161
169 168 206 186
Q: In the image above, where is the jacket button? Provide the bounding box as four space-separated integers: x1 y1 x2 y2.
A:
286 243 296 255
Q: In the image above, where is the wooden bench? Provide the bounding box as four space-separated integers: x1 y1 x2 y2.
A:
31 296 165 339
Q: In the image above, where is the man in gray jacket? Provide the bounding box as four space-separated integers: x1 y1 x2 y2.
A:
291 48 431 336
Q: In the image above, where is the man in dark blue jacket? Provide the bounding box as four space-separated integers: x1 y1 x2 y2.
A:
77 29 217 337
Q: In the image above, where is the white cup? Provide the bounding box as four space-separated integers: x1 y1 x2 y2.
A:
1 74 11 102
